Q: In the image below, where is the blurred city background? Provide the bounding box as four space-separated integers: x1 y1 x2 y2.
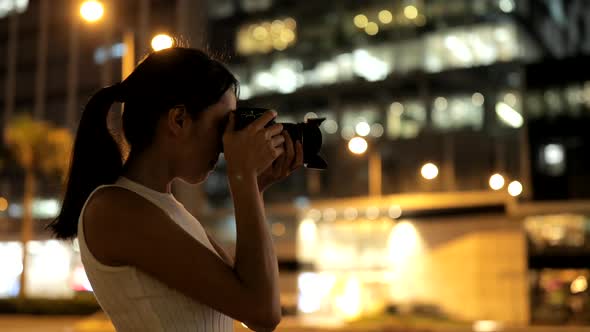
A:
0 0 589 331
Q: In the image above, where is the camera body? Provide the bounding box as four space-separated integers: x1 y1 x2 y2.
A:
231 107 328 170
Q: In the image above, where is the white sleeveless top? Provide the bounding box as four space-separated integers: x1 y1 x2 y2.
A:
77 176 234 332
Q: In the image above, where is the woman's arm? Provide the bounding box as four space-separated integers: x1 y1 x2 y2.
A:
205 230 235 267
84 186 280 329
228 171 281 327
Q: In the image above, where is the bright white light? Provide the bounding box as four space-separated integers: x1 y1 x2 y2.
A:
298 218 317 243
239 85 252 100
298 272 336 314
0 242 23 297
544 144 565 165
322 119 339 134
470 35 497 64
334 276 362 320
80 0 104 23
353 49 389 82
473 320 502 332
316 61 339 84
275 67 298 94
72 266 93 291
499 0 515 13
495 102 523 128
387 222 422 263
0 0 29 19
571 276 588 294
151 34 174 51
508 181 523 197
254 72 275 89
355 121 371 136
388 205 402 219
489 174 505 190
348 137 368 155
444 36 473 63
33 199 60 218
421 163 439 180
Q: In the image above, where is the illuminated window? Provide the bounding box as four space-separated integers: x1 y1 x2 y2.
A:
340 106 381 140
208 0 234 19
387 101 426 139
94 43 127 65
0 0 28 19
240 0 272 13
236 17 297 55
431 95 484 131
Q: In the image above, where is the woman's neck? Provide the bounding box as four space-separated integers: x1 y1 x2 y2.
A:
121 149 174 194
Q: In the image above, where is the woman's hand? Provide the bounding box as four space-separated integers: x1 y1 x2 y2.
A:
257 130 304 193
222 110 285 179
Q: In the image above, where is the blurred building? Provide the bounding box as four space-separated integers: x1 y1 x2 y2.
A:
201 0 590 326
1 0 590 327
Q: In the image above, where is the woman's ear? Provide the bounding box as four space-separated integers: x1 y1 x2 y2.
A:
167 104 189 136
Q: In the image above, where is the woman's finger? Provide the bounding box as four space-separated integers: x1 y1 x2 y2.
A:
264 123 284 139
282 132 295 172
270 134 285 148
292 141 304 170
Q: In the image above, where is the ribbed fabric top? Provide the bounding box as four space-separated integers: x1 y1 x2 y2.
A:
77 176 234 332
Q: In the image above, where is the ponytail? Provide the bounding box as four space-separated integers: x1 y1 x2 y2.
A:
47 47 239 240
46 84 124 240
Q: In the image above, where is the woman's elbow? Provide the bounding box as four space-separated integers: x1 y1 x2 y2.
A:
250 308 281 331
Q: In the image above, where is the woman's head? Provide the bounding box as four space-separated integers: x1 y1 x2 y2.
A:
48 47 238 240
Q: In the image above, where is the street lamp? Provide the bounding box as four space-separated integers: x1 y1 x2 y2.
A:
80 0 104 23
489 173 505 190
348 136 381 196
151 33 174 51
348 137 368 155
508 180 523 197
421 163 439 180
78 2 173 78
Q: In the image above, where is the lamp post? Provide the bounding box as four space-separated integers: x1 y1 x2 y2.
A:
79 0 174 80
348 136 382 197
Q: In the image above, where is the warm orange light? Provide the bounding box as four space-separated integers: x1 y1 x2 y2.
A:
151 34 174 51
80 1 104 23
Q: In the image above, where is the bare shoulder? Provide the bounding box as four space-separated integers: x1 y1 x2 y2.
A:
82 185 157 266
82 185 280 328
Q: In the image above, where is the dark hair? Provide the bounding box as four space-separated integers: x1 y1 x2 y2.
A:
47 48 239 240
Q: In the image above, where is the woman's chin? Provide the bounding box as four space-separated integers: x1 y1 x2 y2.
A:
179 172 210 185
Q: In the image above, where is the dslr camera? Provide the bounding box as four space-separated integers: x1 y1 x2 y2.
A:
221 107 327 170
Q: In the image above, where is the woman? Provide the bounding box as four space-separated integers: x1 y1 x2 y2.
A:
48 48 303 331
